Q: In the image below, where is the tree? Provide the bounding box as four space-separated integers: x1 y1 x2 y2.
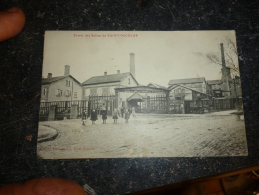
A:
196 37 240 78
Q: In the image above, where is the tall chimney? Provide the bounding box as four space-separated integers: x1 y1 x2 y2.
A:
104 72 107 75
64 65 70 76
130 53 135 78
220 43 230 96
117 70 120 74
47 73 52 80
220 43 226 68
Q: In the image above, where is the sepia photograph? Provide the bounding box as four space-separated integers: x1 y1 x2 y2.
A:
37 31 247 159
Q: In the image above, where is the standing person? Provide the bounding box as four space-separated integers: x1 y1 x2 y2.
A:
132 106 136 117
81 109 87 125
113 108 119 124
102 109 107 124
124 109 130 123
120 106 124 118
90 109 98 124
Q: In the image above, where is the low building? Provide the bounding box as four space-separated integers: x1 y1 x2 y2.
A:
168 77 210 95
82 71 139 99
115 85 169 114
168 84 211 114
41 65 82 102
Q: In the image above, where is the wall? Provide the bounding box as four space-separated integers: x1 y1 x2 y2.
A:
82 75 138 100
120 74 138 87
82 82 120 100
169 86 193 101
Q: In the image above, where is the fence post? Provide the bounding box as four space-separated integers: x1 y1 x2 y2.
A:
48 105 56 121
70 104 78 119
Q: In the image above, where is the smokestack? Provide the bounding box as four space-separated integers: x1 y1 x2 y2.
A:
220 43 230 96
64 65 70 76
130 53 135 78
47 73 52 80
220 43 226 68
117 70 120 74
104 72 107 75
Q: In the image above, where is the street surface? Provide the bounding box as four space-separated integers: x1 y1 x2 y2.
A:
37 110 247 159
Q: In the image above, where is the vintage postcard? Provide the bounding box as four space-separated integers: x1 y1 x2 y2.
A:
37 31 247 159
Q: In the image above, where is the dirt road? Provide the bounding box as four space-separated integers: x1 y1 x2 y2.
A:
37 111 247 159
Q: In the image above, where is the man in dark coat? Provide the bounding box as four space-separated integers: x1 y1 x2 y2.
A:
90 109 97 124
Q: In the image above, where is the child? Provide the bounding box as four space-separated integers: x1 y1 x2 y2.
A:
82 110 87 125
90 109 97 124
125 109 130 123
113 108 119 124
102 109 107 124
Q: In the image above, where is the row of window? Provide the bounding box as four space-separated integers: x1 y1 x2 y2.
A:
174 88 185 94
55 89 72 97
42 88 77 98
85 87 115 96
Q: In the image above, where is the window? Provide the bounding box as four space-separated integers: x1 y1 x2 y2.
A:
74 92 77 98
55 89 62 97
102 87 109 95
43 88 47 96
66 80 71 86
90 88 97 95
128 78 131 84
195 83 200 88
97 88 102 95
182 89 185 94
65 90 70 97
85 89 90 97
110 87 115 95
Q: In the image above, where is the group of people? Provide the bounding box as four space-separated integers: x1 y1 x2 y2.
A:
81 107 136 125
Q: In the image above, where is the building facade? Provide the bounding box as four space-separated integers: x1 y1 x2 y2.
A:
168 77 210 95
115 86 169 113
41 65 82 102
82 71 139 99
168 84 211 114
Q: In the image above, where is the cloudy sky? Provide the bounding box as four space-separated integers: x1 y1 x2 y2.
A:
42 30 238 87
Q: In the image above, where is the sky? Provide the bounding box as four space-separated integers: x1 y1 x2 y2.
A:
42 30 238 87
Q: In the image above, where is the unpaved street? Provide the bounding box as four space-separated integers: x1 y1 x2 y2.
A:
37 110 247 159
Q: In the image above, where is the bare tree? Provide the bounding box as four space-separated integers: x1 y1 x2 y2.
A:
196 37 240 78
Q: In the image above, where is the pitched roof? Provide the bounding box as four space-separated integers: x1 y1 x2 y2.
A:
147 82 167 89
207 80 223 85
42 75 81 85
116 85 169 92
127 92 144 101
42 76 65 84
82 72 137 85
168 77 206 85
169 84 211 96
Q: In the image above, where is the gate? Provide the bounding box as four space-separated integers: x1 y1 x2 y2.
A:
88 95 115 115
142 95 168 113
